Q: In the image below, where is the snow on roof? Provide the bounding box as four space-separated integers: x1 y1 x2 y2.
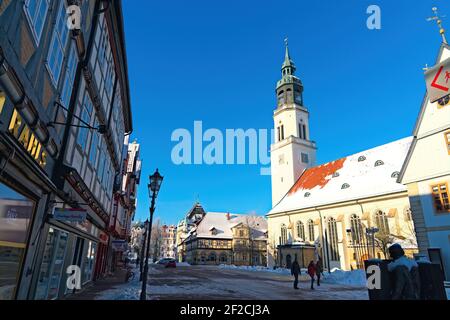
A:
269 137 413 215
194 212 268 240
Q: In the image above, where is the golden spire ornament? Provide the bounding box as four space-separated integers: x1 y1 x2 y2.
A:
427 7 447 44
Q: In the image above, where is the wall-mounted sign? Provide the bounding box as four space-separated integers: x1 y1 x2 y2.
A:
8 108 47 167
111 240 127 251
425 58 450 103
53 207 87 223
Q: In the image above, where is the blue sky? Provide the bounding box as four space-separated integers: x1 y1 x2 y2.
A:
122 0 450 225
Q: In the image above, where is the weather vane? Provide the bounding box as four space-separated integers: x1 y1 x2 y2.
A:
427 7 447 44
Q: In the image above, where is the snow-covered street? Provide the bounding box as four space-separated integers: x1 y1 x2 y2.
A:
95 264 369 300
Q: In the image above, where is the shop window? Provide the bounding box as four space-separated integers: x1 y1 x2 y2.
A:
82 241 97 284
0 182 35 300
431 183 450 213
34 227 68 300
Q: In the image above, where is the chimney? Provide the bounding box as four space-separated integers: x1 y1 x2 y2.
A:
226 212 231 220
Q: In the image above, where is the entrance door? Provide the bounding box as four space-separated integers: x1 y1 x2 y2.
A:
35 227 69 300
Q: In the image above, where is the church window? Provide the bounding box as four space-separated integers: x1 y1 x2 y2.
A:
358 156 366 162
350 214 362 245
374 160 384 167
431 183 450 213
375 211 390 234
404 207 412 221
391 171 400 178
301 153 309 164
327 218 339 261
299 124 303 139
296 221 305 241
277 126 281 141
445 131 450 155
280 224 287 245
280 125 285 140
302 125 307 140
308 219 315 241
341 183 350 189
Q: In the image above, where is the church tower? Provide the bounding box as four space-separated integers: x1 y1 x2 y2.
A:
270 40 317 206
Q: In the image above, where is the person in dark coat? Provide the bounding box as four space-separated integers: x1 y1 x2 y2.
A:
387 243 420 300
307 260 316 290
315 258 323 286
291 256 301 290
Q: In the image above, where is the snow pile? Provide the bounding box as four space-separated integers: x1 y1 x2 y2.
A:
219 264 292 275
322 268 366 287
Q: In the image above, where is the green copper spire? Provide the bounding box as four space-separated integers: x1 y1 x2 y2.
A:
282 37 296 74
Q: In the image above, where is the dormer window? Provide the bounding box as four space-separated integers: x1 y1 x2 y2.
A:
341 183 350 189
391 171 400 178
374 160 384 167
332 172 340 178
304 192 311 197
358 156 366 162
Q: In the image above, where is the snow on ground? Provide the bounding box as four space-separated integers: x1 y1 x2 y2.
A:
177 262 191 267
95 269 142 300
219 264 366 287
322 268 366 287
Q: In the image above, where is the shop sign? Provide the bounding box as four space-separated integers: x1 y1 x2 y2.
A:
99 231 108 244
8 109 47 167
53 207 87 223
111 240 127 251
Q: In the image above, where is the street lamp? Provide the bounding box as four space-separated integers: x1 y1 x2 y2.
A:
140 169 163 300
139 219 149 279
365 227 379 259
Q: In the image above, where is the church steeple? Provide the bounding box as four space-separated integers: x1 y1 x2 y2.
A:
276 39 304 108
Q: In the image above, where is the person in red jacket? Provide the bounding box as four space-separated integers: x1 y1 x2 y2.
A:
307 260 316 290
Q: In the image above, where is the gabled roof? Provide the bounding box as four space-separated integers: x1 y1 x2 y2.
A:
193 212 267 240
398 42 450 183
269 137 413 215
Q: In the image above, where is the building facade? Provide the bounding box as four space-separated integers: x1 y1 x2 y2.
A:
160 224 176 259
267 44 418 271
176 202 206 262
183 212 268 266
399 42 450 280
0 0 133 300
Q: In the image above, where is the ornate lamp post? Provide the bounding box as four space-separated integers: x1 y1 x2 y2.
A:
139 219 149 279
140 169 163 300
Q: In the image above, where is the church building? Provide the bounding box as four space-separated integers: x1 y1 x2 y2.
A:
267 42 418 271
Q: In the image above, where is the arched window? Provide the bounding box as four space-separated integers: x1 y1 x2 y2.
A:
350 214 362 244
327 218 339 261
296 221 305 241
374 160 384 167
375 211 390 234
219 253 227 263
308 219 315 242
404 207 412 221
280 224 287 245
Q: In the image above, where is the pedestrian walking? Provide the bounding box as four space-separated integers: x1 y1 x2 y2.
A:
307 260 316 290
291 256 301 290
316 257 323 286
